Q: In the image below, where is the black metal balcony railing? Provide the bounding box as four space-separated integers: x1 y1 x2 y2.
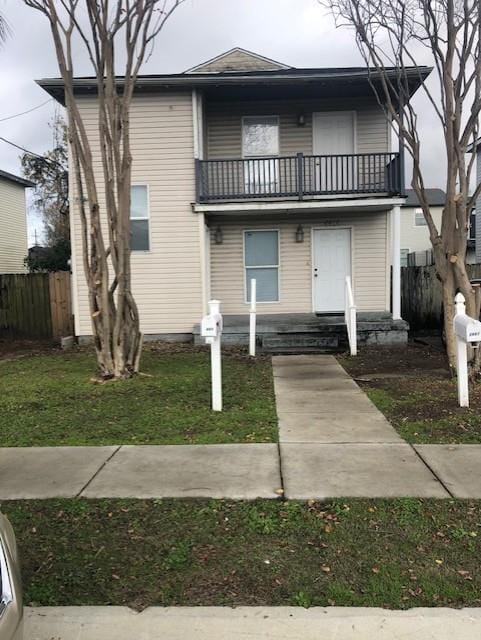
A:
196 152 401 203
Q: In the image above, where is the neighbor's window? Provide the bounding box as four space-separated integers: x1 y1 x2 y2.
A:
242 116 279 157
244 230 279 303
414 208 427 226
401 248 410 267
130 185 150 251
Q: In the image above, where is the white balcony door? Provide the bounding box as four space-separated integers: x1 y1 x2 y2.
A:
312 228 351 313
312 112 355 192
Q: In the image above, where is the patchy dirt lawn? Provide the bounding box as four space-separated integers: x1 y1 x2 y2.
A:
338 342 481 444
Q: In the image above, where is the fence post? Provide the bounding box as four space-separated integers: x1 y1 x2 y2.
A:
249 278 256 357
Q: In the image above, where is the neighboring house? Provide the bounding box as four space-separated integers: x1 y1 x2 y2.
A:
401 188 476 266
400 189 444 266
467 138 481 263
38 47 431 349
0 170 34 273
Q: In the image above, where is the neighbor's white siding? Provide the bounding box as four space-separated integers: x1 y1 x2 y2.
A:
476 148 481 263
0 178 28 273
205 98 390 158
400 206 443 254
71 91 202 336
210 212 389 314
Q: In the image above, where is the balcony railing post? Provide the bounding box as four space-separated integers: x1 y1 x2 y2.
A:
195 158 203 202
297 152 304 200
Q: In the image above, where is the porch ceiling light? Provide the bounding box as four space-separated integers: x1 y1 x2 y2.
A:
295 224 304 243
214 226 223 245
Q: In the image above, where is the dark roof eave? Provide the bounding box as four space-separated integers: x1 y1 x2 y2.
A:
37 66 432 106
0 169 35 188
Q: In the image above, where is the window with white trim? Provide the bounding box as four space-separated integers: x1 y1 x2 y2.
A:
242 116 280 194
244 230 279 302
401 248 410 267
130 185 150 251
414 208 427 226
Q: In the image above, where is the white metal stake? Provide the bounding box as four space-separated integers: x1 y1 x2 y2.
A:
454 292 469 408
208 299 222 411
249 278 256 357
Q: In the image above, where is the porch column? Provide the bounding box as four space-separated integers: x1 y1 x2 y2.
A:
391 205 401 320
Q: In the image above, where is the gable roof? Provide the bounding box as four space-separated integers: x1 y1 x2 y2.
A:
401 188 446 208
184 47 291 74
0 169 35 188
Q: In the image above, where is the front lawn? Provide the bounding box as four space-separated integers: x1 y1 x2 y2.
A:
338 344 481 444
0 344 277 446
4 497 481 609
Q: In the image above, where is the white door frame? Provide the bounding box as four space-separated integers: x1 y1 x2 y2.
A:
311 226 354 313
312 111 357 155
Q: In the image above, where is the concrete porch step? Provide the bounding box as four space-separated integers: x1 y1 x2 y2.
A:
261 333 341 353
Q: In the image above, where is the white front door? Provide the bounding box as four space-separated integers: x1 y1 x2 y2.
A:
312 228 351 313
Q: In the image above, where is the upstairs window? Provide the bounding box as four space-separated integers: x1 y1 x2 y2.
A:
130 185 150 251
242 117 280 194
242 116 279 157
414 208 427 226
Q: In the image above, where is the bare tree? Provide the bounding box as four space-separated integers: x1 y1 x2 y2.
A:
323 0 481 370
24 1 183 378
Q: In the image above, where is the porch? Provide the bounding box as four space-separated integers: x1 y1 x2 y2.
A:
193 313 408 352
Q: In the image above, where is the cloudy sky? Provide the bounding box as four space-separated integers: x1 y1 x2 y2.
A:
0 0 443 243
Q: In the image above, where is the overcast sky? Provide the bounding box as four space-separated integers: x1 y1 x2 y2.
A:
0 0 444 243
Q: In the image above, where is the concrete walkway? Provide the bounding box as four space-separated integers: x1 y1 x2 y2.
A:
3 355 481 500
24 606 481 639
273 355 449 498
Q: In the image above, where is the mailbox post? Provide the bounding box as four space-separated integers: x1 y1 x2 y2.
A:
453 293 481 407
201 299 223 411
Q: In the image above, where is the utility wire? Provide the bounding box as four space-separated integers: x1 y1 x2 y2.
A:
0 98 53 123
0 135 64 169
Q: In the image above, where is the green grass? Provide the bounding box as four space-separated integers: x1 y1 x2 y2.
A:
4 498 481 609
0 346 277 446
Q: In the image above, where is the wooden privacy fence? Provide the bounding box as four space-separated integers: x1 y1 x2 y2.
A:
0 272 73 339
401 264 481 330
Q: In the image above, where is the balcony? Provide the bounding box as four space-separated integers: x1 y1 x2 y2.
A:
195 152 401 203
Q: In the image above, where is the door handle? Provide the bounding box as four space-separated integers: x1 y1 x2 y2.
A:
314 268 318 278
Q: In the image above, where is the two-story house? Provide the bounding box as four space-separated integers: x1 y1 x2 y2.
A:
0 170 34 274
39 48 431 350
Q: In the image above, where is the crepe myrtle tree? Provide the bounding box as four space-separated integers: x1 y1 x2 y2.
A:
322 0 481 372
24 0 183 378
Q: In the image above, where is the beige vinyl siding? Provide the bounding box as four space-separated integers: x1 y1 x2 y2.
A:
206 98 389 159
400 206 443 254
71 91 202 336
0 178 28 273
210 212 389 314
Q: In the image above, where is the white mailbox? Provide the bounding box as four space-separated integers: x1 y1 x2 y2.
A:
454 314 481 343
201 312 223 341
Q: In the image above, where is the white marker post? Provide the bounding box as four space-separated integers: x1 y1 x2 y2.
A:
249 278 257 357
453 292 481 408
201 300 223 411
454 293 469 407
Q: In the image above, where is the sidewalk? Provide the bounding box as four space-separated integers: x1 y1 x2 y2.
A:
25 606 481 639
2 354 481 499
273 354 449 498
